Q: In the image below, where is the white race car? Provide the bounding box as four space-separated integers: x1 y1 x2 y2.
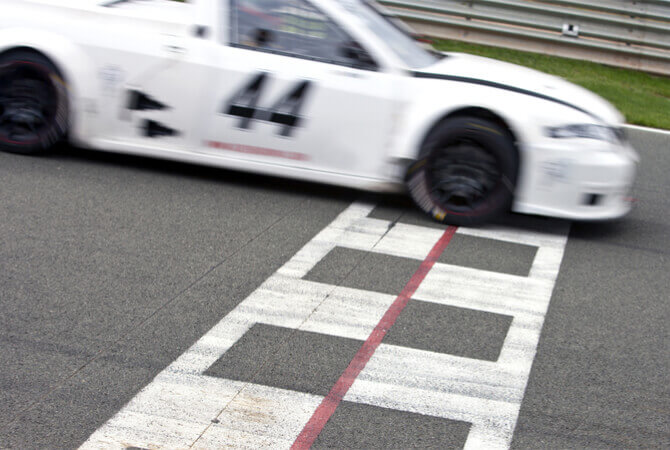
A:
0 0 638 225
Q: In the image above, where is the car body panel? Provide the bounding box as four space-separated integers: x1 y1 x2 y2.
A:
0 0 638 220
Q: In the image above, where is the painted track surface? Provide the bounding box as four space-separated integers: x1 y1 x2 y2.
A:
0 129 668 448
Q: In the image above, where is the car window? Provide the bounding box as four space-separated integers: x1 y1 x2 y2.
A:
229 0 377 70
335 0 439 69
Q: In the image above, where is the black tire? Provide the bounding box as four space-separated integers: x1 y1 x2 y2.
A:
406 116 518 226
0 50 69 155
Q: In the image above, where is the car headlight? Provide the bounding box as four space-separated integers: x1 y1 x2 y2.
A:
545 124 623 143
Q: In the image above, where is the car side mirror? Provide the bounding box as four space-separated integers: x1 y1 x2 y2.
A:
339 41 377 70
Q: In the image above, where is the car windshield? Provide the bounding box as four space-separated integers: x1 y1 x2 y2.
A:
334 0 439 68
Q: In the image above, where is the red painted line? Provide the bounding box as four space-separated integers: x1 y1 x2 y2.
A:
291 225 459 449
206 140 310 161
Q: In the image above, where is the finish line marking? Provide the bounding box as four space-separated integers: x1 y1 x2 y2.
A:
81 202 570 449
292 226 457 449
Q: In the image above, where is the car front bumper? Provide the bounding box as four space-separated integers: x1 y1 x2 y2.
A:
512 141 638 221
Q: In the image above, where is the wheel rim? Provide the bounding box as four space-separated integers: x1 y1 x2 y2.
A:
0 62 59 145
426 140 501 213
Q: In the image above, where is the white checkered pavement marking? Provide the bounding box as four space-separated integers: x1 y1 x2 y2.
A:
81 202 569 449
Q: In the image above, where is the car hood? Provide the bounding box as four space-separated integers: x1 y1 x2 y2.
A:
418 52 623 124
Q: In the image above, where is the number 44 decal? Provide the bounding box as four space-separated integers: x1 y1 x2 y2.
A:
223 73 312 138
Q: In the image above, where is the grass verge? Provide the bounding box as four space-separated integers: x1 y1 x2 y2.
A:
432 39 670 130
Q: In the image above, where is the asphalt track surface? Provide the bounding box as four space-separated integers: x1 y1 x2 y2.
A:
0 128 668 448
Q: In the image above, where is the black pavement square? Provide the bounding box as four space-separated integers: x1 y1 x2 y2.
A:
385 300 513 361
204 324 362 396
439 233 538 277
304 247 422 296
313 400 471 449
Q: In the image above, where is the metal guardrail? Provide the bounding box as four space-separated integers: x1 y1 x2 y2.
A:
379 0 670 75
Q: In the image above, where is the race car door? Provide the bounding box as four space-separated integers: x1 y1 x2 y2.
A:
93 14 212 152
201 0 400 180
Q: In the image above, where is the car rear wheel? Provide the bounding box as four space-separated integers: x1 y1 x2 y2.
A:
406 116 518 226
0 50 69 155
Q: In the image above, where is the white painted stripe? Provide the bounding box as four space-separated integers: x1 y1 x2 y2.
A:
415 263 551 316
457 222 570 249
85 410 207 449
358 344 529 401
528 245 569 282
333 217 569 260
193 383 323 449
81 200 570 450
296 283 397 342
122 376 245 428
370 222 445 260
345 378 520 435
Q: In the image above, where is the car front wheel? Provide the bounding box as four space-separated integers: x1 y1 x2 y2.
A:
406 116 518 226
